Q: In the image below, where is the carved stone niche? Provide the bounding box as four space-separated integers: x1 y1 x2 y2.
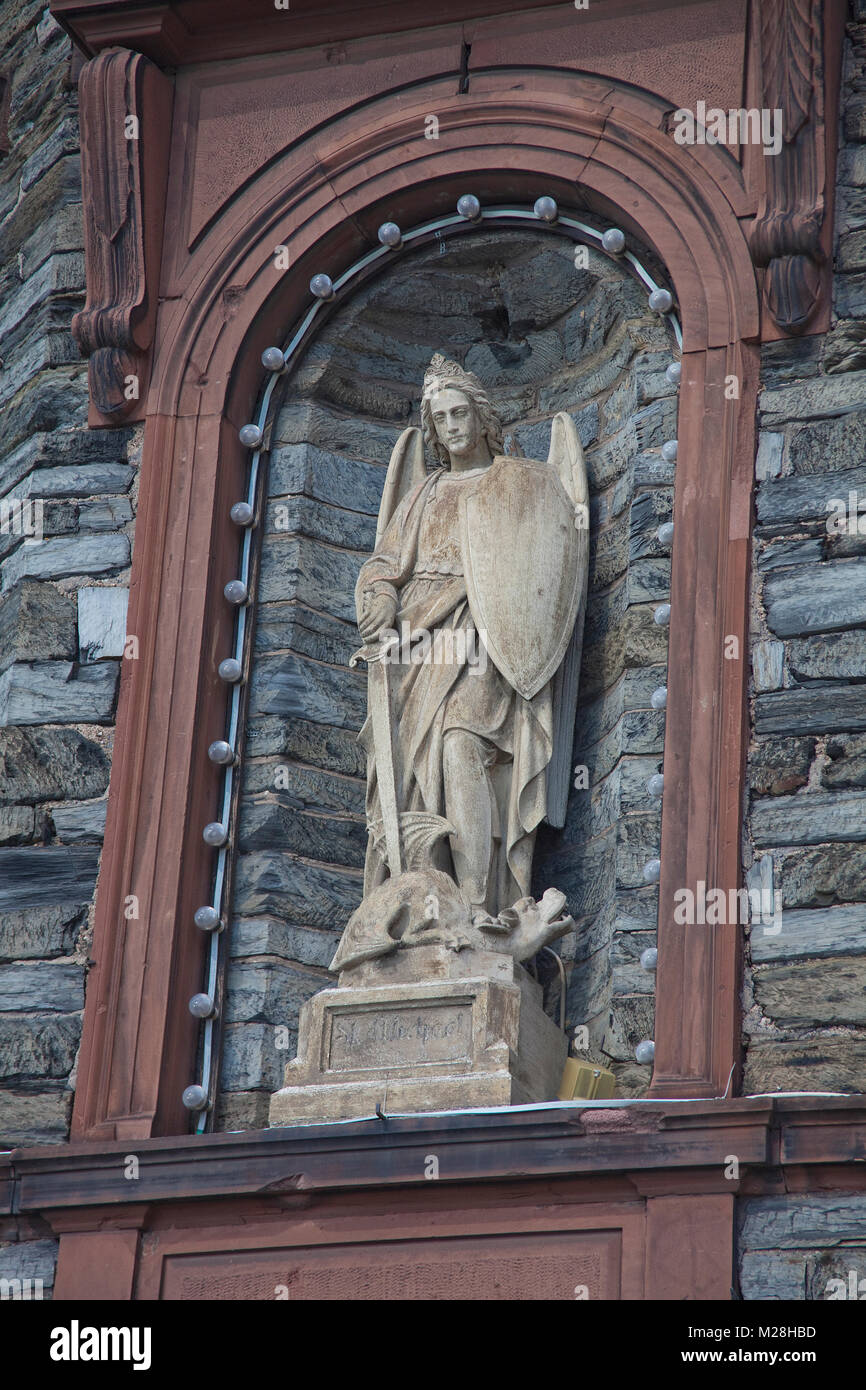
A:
72 48 172 424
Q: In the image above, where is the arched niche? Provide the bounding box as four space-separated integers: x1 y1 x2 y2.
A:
219 226 682 1125
71 77 760 1141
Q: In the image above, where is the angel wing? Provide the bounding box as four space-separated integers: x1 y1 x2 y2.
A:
546 413 590 828
376 426 427 546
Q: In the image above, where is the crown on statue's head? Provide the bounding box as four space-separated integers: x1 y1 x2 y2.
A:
422 353 486 401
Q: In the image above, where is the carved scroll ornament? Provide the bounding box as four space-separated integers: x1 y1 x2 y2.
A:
72 48 172 419
749 0 826 334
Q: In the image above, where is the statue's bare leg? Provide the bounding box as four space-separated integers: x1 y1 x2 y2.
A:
442 727 494 912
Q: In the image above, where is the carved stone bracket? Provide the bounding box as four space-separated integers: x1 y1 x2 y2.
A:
749 0 826 335
72 48 172 423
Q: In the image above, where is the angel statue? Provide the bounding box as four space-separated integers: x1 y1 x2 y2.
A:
331 353 589 975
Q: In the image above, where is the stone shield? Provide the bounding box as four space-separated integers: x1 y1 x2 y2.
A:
459 456 581 701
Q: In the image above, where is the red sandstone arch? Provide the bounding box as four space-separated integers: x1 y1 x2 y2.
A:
72 74 760 1140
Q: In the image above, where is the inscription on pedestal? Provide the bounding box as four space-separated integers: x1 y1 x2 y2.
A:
326 1002 473 1071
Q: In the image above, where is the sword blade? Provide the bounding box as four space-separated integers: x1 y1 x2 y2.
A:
368 652 403 877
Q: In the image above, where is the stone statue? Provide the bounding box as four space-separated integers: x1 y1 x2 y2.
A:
331 354 589 975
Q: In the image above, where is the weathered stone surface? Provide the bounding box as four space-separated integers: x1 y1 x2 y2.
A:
13 462 134 498
0 580 76 674
0 660 118 725
50 796 107 842
752 639 785 692
214 1091 272 1130
622 604 669 668
539 828 616 920
611 929 657 996
232 851 363 928
224 959 329 1026
615 812 662 889
0 802 35 844
757 467 866 527
248 652 365 729
739 1194 866 1249
627 558 670 603
229 918 340 970
258 535 362 620
755 686 866 736
621 708 665 755
618 756 661 814
0 726 109 802
243 759 364 813
752 789 866 846
822 319 866 374
788 410 866 474
738 1249 809 1300
0 1089 72 1146
77 497 133 532
755 430 784 480
752 904 866 962
743 1039 866 1095
600 992 655 1063
1 533 129 587
764 560 866 636
512 403 598 462
748 737 814 796
265 494 377 553
757 537 824 571
0 902 83 961
273 401 396 464
0 846 99 913
0 962 84 1012
254 601 358 666
759 335 822 386
219 1022 284 1091
238 799 366 866
787 631 866 680
564 764 620 841
836 272 866 320
823 732 866 788
244 714 365 776
760 370 866 426
773 843 866 908
77 586 128 661
753 954 866 1026
631 489 678 558
0 1238 57 1288
0 1012 81 1080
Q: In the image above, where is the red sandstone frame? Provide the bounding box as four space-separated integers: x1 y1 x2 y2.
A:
48 0 844 1140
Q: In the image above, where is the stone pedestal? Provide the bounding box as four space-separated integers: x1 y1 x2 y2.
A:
268 947 568 1127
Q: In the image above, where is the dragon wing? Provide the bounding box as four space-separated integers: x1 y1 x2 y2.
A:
376 426 427 546
546 413 590 828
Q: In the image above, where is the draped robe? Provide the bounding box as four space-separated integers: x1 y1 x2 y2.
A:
355 460 555 914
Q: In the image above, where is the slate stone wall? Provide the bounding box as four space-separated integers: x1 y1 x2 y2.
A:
741 13 866 1099
739 1193 866 1299
0 3 137 1294
220 229 679 1127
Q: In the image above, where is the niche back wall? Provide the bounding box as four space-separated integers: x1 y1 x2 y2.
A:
220 229 680 1128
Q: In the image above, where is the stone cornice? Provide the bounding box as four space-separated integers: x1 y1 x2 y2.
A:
48 0 698 66
4 1097 866 1219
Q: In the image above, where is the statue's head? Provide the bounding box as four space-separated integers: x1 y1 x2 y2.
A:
420 354 504 468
